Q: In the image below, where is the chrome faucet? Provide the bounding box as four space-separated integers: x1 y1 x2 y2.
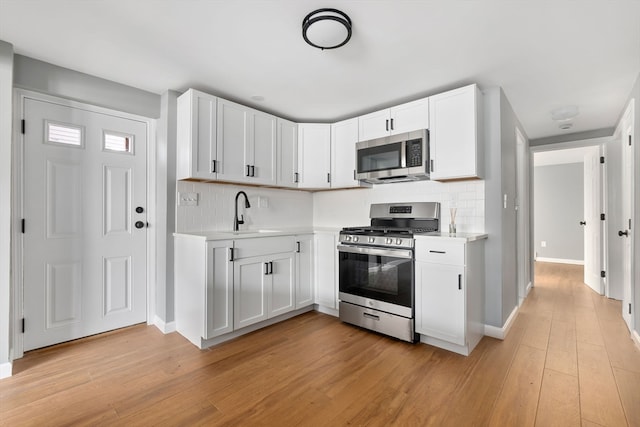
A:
234 191 251 231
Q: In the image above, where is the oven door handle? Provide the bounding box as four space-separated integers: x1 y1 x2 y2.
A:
337 245 413 259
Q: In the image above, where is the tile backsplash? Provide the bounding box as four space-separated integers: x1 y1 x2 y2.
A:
176 179 485 234
176 181 313 232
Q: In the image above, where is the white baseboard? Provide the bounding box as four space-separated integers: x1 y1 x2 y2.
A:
535 257 584 265
632 329 640 350
484 305 519 340
0 361 12 379
154 315 176 334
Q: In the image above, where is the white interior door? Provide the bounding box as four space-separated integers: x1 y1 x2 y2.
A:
23 97 148 351
583 146 602 293
606 133 624 300
620 110 634 331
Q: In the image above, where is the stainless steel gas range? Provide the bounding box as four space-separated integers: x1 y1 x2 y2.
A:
337 202 441 342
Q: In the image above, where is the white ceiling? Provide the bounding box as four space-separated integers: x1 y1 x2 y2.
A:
1 0 639 140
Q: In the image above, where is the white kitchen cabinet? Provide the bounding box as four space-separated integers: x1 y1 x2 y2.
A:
429 84 483 181
314 231 339 314
217 98 277 185
298 123 331 189
331 118 360 188
277 118 299 188
358 97 429 141
295 235 314 309
174 237 233 348
414 236 485 356
176 89 218 180
233 236 296 329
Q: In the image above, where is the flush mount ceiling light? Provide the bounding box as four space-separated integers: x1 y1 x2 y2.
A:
551 105 580 122
302 8 352 50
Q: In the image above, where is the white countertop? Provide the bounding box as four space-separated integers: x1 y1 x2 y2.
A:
173 226 340 241
414 232 488 242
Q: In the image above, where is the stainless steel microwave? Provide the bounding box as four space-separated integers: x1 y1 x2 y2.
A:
355 129 430 184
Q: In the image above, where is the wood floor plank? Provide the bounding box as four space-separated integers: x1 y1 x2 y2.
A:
534 369 580 427
488 344 547 427
612 367 640 427
545 319 577 376
577 340 627 426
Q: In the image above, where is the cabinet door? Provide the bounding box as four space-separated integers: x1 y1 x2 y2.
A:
358 108 390 141
429 84 481 180
298 124 331 189
331 118 359 188
217 98 251 183
233 256 269 329
314 232 338 309
269 253 295 318
295 235 314 309
277 118 298 188
205 241 234 339
415 261 465 345
390 98 429 135
176 89 218 180
252 110 277 185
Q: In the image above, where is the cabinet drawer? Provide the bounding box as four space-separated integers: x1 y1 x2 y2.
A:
415 239 465 265
234 236 295 259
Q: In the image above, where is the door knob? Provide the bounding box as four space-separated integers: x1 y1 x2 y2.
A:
136 206 144 214
579 221 586 226
135 221 145 229
618 230 629 237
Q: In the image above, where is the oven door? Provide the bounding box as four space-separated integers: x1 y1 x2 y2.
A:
337 244 414 317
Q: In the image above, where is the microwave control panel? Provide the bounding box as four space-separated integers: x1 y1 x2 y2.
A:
406 139 423 167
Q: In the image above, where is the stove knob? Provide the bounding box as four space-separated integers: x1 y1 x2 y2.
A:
368 237 375 243
386 238 393 244
345 235 352 242
353 236 359 242
396 238 402 245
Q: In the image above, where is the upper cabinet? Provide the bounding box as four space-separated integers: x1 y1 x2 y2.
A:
298 123 331 189
217 98 277 186
276 118 299 188
331 118 360 188
177 89 218 180
429 84 483 181
176 90 276 185
358 97 430 141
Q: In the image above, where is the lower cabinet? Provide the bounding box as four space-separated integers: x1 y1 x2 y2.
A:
314 231 339 313
233 252 295 329
295 235 315 309
175 233 315 349
175 238 234 347
414 236 485 356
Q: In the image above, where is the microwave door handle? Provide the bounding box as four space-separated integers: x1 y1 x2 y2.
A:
400 140 407 168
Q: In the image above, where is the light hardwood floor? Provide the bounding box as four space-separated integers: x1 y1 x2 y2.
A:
1 262 639 426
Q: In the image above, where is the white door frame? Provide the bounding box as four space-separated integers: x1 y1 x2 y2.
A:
516 127 531 305
530 137 609 287
12 89 157 359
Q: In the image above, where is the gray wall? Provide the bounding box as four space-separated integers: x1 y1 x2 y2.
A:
0 41 14 376
483 87 525 328
534 163 584 261
13 55 160 119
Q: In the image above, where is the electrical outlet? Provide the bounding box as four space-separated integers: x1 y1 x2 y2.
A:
541 241 547 248
178 192 199 206
258 196 269 208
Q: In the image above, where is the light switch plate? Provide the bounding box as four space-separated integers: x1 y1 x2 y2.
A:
178 192 199 206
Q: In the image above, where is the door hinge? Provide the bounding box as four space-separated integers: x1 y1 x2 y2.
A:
601 270 606 278
629 135 632 146
630 219 632 230
21 218 25 234
629 303 632 314
600 156 605 164
600 213 605 221
21 119 25 134
21 318 25 333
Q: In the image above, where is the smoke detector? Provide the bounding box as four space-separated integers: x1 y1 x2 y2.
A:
551 105 579 122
